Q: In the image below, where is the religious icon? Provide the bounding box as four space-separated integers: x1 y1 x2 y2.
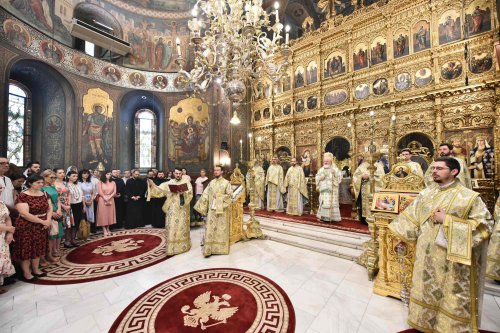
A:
353 43 368 70
295 99 305 113
395 72 411 91
439 10 461 45
306 61 318 84
153 75 168 89
283 104 292 115
263 82 272 98
415 68 433 87
394 166 409 178
324 51 346 78
274 105 283 117
129 72 145 87
373 78 388 96
295 67 305 88
307 96 318 110
370 37 387 65
465 1 492 37
413 20 431 52
83 104 109 166
40 40 64 63
73 56 93 75
399 194 416 212
469 137 494 178
393 29 409 58
355 84 369 100
102 66 121 83
324 89 348 106
263 108 271 119
297 145 318 176
254 110 262 121
371 193 399 213
469 53 493 74
441 61 463 80
3 19 31 48
282 75 292 91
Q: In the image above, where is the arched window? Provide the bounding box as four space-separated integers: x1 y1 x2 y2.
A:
135 109 157 169
7 83 31 166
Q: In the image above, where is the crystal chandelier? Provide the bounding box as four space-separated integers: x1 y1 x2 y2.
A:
175 0 292 124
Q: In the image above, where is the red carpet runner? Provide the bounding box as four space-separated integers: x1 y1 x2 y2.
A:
246 204 369 234
34 228 170 285
110 268 295 333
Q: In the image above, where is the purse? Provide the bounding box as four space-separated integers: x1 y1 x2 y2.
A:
78 219 90 240
49 219 59 236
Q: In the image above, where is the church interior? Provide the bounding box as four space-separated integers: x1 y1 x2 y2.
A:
0 0 500 332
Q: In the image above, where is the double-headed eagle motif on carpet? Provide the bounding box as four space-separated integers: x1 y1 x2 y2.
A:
181 291 239 330
92 238 144 256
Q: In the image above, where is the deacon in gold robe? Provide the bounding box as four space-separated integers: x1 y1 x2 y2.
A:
353 157 385 223
400 148 424 177
265 156 285 212
194 165 233 257
486 196 500 282
424 143 472 189
146 167 193 256
246 159 265 209
315 152 342 222
389 157 493 333
284 158 308 216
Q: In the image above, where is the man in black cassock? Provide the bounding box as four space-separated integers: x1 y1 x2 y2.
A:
125 169 147 229
111 169 126 229
150 170 167 228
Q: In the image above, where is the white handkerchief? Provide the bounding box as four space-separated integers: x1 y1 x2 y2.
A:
435 225 448 249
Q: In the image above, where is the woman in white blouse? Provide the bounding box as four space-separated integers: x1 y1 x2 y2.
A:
66 171 84 246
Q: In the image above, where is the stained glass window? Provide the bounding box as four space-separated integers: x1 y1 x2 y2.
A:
8 83 28 166
135 109 157 169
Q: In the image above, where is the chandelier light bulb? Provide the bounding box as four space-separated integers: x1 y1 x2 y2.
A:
230 111 241 125
391 114 396 121
248 133 253 138
285 25 290 32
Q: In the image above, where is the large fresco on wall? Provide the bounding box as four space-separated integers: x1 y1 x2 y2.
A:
438 10 461 44
0 0 191 71
353 43 368 70
3 18 31 48
324 51 346 78
82 88 114 170
168 98 209 166
393 29 409 58
465 1 492 37
370 37 387 65
412 20 431 52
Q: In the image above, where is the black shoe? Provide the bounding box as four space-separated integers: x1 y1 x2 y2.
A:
2 277 16 286
20 275 37 282
32 272 47 278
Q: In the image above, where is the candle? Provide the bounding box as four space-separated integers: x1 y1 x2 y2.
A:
274 2 279 24
176 37 181 56
285 25 290 45
239 139 243 161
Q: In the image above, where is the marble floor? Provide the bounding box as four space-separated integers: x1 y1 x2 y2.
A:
1 227 499 333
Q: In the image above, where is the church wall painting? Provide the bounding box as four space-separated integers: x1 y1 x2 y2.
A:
469 52 493 73
129 72 146 87
40 40 64 63
82 88 114 170
373 78 389 96
324 51 346 78
395 72 411 91
152 75 168 89
73 55 94 75
307 61 318 85
438 9 461 45
354 83 369 100
441 60 463 80
324 89 348 106
307 96 318 110
295 66 305 88
370 36 387 66
415 67 433 87
295 99 305 113
393 29 409 59
412 20 431 52
3 18 31 48
353 43 368 70
465 0 492 37
102 65 122 83
283 104 292 115
444 129 494 179
167 98 209 169
296 145 318 177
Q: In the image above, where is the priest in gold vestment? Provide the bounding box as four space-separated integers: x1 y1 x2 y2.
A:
284 158 308 216
389 157 493 333
146 168 193 256
401 148 424 177
246 159 265 209
424 143 472 189
265 156 285 212
315 152 342 222
353 157 385 223
194 165 233 257
486 196 500 282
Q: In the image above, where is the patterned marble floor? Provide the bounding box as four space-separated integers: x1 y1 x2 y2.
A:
0 227 499 333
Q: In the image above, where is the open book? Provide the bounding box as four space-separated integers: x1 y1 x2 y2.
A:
168 183 188 193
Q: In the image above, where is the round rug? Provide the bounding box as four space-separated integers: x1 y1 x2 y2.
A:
110 268 295 333
35 228 169 284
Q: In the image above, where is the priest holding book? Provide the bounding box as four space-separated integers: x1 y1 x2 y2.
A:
147 167 193 256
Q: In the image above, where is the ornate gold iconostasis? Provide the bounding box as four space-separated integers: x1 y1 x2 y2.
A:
250 0 499 208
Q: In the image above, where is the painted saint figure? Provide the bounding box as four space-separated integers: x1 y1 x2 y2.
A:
83 104 108 163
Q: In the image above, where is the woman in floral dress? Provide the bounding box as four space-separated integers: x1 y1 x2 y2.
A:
0 182 15 292
54 168 72 248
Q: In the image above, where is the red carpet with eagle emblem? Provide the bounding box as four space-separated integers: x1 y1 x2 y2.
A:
110 268 295 333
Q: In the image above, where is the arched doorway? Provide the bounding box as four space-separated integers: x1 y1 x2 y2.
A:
397 132 434 172
118 91 164 171
6 59 75 168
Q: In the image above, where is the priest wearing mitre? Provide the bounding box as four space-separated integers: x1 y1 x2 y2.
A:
147 167 193 256
315 152 342 222
352 153 385 224
265 156 285 212
389 157 493 332
194 165 233 257
284 157 308 216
